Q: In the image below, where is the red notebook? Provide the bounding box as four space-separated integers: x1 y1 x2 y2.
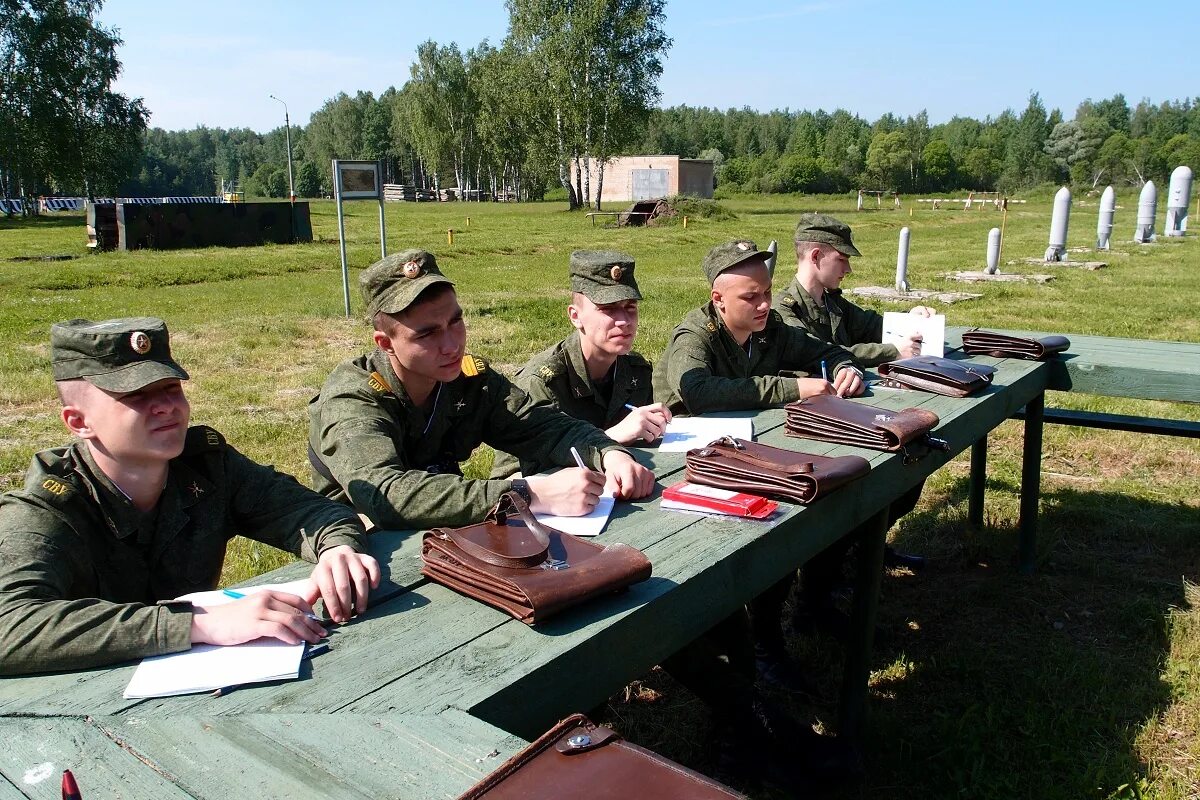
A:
661 480 778 519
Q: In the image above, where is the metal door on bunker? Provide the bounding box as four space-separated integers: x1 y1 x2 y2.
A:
631 169 669 200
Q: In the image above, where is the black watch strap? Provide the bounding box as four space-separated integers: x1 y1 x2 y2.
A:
509 478 532 504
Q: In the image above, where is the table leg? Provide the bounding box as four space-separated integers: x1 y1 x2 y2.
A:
1018 393 1045 574
968 437 988 527
838 506 888 738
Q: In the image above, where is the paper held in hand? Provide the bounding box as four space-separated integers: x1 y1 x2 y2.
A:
882 312 946 357
122 580 313 699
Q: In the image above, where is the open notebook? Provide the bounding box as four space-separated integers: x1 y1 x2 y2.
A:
122 580 313 699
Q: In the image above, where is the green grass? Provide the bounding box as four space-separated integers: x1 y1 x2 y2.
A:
1 193 1198 798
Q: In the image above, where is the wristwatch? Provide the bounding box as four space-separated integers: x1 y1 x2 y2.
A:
509 478 532 505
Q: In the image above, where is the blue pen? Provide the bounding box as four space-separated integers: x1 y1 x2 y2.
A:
222 588 321 622
821 360 829 381
624 403 637 412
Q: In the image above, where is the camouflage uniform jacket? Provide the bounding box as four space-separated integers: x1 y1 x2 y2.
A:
775 279 898 367
657 302 857 415
491 332 654 478
307 349 626 529
0 426 366 676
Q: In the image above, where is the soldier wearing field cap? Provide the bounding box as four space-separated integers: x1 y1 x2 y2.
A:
490 250 671 478
0 318 380 676
308 249 654 531
658 239 864 415
778 213 934 366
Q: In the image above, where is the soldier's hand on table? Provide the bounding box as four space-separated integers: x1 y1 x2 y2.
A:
832 367 865 397
898 333 923 359
601 451 654 499
796 377 836 399
607 403 672 444
190 590 326 646
527 467 605 516
311 545 380 623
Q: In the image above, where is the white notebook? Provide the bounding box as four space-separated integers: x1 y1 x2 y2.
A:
123 581 312 699
882 312 946 357
658 416 753 452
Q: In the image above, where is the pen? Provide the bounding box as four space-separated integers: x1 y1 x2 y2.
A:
569 446 588 470
222 589 321 622
821 360 829 381
62 769 82 800
623 403 637 412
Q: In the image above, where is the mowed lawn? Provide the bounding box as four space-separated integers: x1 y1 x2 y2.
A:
1 192 1198 799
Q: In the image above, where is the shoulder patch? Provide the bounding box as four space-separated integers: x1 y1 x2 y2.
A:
184 425 225 455
37 476 72 499
536 364 558 382
367 371 392 395
461 354 489 377
782 296 796 307
705 321 718 333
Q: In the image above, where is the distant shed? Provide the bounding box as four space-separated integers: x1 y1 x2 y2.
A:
573 156 714 202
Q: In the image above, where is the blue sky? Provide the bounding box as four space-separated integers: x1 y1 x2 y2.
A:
99 0 1199 133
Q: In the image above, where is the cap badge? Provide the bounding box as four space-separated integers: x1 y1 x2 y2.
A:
736 241 752 251
130 331 152 355
609 265 624 281
401 261 421 279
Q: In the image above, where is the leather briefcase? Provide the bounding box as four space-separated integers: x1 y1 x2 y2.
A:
685 436 870 504
784 394 942 453
458 713 745 799
961 329 1071 360
877 355 997 397
421 492 652 624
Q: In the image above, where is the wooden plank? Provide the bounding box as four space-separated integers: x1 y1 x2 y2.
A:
947 326 1200 403
93 710 525 800
0 718 193 799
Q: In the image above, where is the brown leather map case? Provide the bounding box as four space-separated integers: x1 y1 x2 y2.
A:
877 355 997 397
961 329 1071 360
784 394 940 452
458 713 745 799
685 436 870 504
421 492 651 624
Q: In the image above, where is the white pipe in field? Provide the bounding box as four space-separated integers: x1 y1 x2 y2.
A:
1044 186 1071 262
986 227 1002 274
1134 180 1157 243
1166 166 1192 236
895 227 910 292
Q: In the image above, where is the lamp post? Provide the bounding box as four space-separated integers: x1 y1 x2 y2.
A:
268 94 296 203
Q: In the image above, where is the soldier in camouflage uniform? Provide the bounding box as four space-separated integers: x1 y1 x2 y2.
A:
491 250 671 478
0 318 380 676
776 214 929 638
658 239 864 414
307 250 654 531
776 212 934 366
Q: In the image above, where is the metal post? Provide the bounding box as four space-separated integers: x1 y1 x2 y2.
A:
1018 394 1045 574
378 196 387 259
269 95 295 203
969 438 987 526
839 506 888 737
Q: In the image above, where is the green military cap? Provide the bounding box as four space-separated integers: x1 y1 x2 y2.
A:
360 249 454 318
51 317 189 392
701 239 771 284
569 250 641 304
793 212 862 257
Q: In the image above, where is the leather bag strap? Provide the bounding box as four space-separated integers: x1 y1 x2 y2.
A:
438 491 552 569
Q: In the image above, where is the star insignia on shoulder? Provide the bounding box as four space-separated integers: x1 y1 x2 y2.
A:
189 482 204 497
454 399 466 411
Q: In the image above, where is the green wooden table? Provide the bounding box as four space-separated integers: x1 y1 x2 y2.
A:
0 353 1049 799
947 327 1200 573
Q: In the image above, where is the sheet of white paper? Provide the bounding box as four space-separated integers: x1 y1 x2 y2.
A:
123 639 304 699
534 492 615 537
658 416 753 452
881 312 946 357
123 581 313 699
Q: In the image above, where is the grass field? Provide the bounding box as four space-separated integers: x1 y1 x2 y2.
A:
2 191 1198 798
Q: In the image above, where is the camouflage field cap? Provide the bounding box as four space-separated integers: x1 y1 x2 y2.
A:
361 250 454 318
51 317 189 392
702 239 771 284
569 250 641 304
793 213 862 257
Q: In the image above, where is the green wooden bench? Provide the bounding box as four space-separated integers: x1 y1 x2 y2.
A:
0 353 1050 797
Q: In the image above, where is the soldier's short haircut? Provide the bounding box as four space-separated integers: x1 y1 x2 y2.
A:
794 240 835 260
55 379 88 407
